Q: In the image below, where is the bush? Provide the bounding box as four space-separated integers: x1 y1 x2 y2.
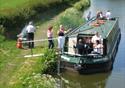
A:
20 73 57 88
11 49 58 88
0 35 5 42
53 7 86 32
41 49 58 74
74 0 91 10
0 25 5 35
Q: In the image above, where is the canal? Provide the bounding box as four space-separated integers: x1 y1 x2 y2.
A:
61 0 125 88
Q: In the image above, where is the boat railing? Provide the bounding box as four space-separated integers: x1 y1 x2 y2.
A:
65 16 96 36
63 52 83 57
62 51 103 59
63 46 104 58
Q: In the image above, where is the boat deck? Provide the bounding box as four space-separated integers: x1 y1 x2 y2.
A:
68 18 118 38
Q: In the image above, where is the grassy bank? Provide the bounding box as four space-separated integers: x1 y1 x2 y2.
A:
0 0 81 39
0 0 61 15
0 0 91 88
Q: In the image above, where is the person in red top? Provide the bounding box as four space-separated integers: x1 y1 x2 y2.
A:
47 26 54 49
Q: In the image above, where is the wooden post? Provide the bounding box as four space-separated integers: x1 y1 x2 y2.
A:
56 49 62 88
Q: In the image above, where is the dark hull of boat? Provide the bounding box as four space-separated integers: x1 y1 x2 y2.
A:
61 60 113 74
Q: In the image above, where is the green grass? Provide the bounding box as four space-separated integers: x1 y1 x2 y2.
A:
0 41 20 70
0 38 56 88
0 7 83 87
0 0 29 8
0 0 29 15
0 0 90 87
0 0 61 15
0 0 60 9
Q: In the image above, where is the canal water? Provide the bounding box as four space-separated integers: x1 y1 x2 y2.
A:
61 0 125 88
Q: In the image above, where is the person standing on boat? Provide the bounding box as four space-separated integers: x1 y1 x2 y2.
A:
47 26 54 49
93 40 103 54
87 11 91 21
57 25 65 52
91 32 102 44
73 39 85 55
26 21 36 48
85 37 93 54
96 11 104 20
105 10 111 20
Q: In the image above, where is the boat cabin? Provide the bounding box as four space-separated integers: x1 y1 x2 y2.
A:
64 17 120 57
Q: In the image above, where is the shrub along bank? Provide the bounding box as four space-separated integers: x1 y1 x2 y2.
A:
8 49 58 88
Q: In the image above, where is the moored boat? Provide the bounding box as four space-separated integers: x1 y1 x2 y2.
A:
61 17 121 74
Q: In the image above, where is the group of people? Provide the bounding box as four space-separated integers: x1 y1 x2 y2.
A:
73 32 103 55
86 10 111 21
73 38 92 55
17 21 65 51
17 21 103 55
18 10 108 52
47 24 65 52
96 10 111 20
17 21 36 49
91 32 103 54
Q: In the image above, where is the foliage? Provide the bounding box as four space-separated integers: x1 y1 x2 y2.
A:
0 0 61 15
18 73 57 88
0 25 5 35
41 48 58 74
0 0 80 39
8 48 58 88
0 34 5 42
53 7 86 32
0 0 90 87
74 0 91 10
52 0 90 32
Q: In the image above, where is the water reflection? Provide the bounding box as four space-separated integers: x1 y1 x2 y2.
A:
106 72 125 88
62 72 111 88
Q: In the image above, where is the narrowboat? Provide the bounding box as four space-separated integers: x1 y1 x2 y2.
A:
61 17 121 74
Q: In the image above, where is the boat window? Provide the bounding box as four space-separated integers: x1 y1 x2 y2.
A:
73 37 93 55
76 36 104 56
65 35 104 57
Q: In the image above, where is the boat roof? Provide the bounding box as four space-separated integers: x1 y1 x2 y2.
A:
67 17 118 39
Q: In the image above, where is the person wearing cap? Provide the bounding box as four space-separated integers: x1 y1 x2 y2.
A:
47 26 54 49
26 21 36 48
57 25 65 52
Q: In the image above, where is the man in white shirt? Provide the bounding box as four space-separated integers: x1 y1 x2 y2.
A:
91 32 102 44
26 21 36 48
105 10 111 20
